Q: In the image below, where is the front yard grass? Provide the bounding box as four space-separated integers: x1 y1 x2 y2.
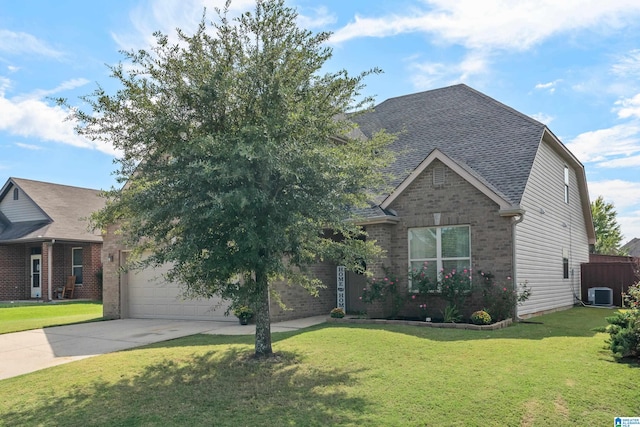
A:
0 307 637 426
0 301 103 334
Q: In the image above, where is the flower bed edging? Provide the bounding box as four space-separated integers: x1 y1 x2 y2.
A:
326 316 512 330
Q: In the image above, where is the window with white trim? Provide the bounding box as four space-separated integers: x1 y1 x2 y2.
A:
72 247 83 284
409 225 471 289
564 166 569 204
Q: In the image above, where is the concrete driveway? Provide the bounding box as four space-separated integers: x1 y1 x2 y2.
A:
0 316 326 381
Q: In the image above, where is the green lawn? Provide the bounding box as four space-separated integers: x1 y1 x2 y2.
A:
0 301 103 334
0 307 637 426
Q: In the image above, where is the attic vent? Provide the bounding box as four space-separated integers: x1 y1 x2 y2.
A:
433 166 445 187
13 188 19 200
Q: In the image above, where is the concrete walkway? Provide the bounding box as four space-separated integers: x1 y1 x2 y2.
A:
0 316 326 381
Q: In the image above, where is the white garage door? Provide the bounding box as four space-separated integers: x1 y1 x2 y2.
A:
125 259 232 321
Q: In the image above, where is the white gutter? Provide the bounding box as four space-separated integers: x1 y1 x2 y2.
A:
511 213 525 320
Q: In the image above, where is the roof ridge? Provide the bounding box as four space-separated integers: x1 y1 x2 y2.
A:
10 177 102 192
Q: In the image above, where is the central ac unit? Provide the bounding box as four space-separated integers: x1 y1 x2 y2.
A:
588 287 613 306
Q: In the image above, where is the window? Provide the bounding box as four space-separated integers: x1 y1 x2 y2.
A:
409 225 471 289
562 248 569 279
13 188 18 200
72 248 83 284
564 166 569 204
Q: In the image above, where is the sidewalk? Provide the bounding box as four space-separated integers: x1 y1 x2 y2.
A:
0 315 327 381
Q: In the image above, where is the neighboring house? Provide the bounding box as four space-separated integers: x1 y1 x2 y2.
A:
103 84 595 322
622 238 640 258
0 178 105 301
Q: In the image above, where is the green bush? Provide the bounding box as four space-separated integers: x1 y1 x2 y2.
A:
623 282 640 309
361 269 405 319
470 310 492 325
330 308 345 318
605 310 640 359
478 271 531 321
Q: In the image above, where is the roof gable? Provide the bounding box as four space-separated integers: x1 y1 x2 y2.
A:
0 178 106 243
353 84 546 207
380 149 514 212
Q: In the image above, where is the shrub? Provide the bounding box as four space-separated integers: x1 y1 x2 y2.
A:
440 268 472 310
623 282 640 309
361 270 406 319
470 310 492 325
606 283 640 360
442 304 461 323
605 310 640 359
330 308 345 318
232 305 253 322
478 271 531 321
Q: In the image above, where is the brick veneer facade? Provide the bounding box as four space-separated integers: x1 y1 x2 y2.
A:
100 161 515 321
101 224 122 319
356 160 515 319
0 241 102 301
269 261 338 322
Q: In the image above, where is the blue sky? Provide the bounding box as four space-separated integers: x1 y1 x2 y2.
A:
1 0 640 243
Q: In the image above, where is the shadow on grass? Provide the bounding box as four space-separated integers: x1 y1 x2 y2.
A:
2 346 370 426
328 306 619 342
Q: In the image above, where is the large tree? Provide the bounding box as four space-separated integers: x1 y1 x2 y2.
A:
591 195 626 255
65 0 393 357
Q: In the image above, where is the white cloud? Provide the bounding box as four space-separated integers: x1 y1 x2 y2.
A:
0 29 63 58
589 180 640 241
297 6 337 29
409 51 489 90
615 93 640 119
13 78 90 102
529 113 555 125
15 142 43 150
619 211 640 242
534 79 562 94
330 0 640 51
111 0 256 52
0 79 118 156
565 123 640 163
598 154 640 168
588 179 640 210
611 49 640 77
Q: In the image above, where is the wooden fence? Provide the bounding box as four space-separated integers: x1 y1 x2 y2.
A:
581 261 638 307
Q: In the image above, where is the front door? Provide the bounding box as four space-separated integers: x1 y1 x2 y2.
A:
30 255 42 298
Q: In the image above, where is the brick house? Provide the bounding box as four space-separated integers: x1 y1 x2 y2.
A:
103 84 595 321
0 178 105 301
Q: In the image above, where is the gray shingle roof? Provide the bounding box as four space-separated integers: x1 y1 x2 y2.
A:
0 178 105 243
353 84 546 206
622 237 640 257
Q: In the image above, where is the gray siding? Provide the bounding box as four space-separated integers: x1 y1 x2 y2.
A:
516 139 590 316
0 188 47 222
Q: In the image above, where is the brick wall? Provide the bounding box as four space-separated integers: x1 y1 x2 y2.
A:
0 244 28 300
102 224 123 319
270 261 338 322
0 241 103 301
361 160 514 319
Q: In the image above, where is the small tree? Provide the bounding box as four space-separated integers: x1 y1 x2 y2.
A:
66 0 393 358
591 195 626 255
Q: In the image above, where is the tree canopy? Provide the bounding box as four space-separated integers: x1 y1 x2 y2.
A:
66 0 393 357
591 195 626 255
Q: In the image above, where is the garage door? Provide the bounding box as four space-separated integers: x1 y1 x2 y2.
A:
125 259 232 321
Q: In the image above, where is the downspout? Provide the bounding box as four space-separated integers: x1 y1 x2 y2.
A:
511 213 525 321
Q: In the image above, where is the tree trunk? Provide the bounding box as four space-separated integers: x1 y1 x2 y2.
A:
254 268 273 357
